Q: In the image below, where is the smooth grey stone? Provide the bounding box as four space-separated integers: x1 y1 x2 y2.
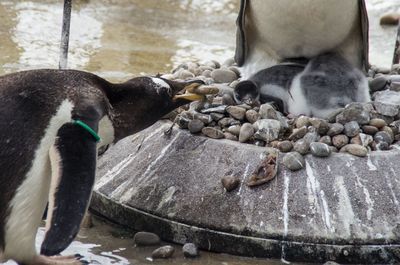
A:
374 131 393 145
188 120 205 134
239 123 255 143
183 243 199 258
327 123 344 136
179 69 195 80
391 81 400 91
344 121 360 137
303 131 320 144
293 139 310 155
222 94 236 106
202 127 224 139
336 104 370 125
223 57 235 67
332 135 349 149
151 245 175 259
133 232 160 246
221 176 240 192
226 106 246 120
373 90 400 117
310 142 331 157
210 113 225 122
254 119 281 143
211 69 238 83
283 152 305 171
227 125 241 136
369 76 389 92
201 105 227 114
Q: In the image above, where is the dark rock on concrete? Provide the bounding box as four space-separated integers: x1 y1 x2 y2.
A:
188 120 205 134
202 127 224 139
282 152 305 171
362 125 379 135
221 176 240 192
134 232 160 246
278 141 294 153
310 142 331 157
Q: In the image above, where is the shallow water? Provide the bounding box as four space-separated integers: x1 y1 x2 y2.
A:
0 1 400 265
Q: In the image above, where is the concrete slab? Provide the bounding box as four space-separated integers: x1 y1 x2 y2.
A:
91 121 400 263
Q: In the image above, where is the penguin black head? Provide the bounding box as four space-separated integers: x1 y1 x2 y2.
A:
107 77 204 141
233 80 260 106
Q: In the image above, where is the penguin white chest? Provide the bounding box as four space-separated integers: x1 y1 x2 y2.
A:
3 99 74 262
247 0 359 58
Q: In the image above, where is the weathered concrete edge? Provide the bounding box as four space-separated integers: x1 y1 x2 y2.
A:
90 192 400 264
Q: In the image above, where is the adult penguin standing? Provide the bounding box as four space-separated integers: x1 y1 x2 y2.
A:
235 0 369 78
0 69 205 265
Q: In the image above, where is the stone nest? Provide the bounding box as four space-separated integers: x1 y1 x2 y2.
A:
161 59 400 171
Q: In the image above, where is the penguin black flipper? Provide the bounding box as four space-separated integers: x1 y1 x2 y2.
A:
234 0 247 66
40 121 98 256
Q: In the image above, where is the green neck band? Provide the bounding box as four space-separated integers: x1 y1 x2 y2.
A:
73 120 101 142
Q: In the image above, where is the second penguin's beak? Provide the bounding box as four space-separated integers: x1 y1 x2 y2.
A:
173 83 219 102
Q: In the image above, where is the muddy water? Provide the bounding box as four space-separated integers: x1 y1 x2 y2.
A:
0 1 400 265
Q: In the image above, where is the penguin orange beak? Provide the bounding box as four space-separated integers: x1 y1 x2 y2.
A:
173 83 219 102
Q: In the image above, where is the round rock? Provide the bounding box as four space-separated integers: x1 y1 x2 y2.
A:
289 126 308 141
133 232 160 246
246 109 260 124
278 141 294 153
223 132 238 141
227 106 246 120
295 116 310 128
188 120 205 134
369 118 387 129
344 121 360 138
310 118 330 135
362 125 379 135
327 123 344 136
283 152 305 171
310 142 331 157
227 125 241 136
151 245 175 259
239 123 255 143
293 139 310 155
374 131 393 145
332 134 349 149
211 69 237 83
369 76 389 92
319 136 332 146
183 243 199 258
342 144 368 157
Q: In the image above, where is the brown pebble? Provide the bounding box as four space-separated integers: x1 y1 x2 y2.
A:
362 125 379 135
295 116 310 128
289 126 308 141
221 176 240 192
332 134 349 149
152 245 175 259
342 144 368 157
278 141 294 153
246 109 260 124
369 118 387 129
350 135 362 146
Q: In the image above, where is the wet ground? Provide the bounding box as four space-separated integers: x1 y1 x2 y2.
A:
0 0 400 264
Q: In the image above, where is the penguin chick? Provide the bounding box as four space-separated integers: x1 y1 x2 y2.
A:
288 53 371 118
0 69 202 265
234 61 306 112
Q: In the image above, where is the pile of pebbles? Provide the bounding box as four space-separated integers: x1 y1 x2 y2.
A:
162 60 400 171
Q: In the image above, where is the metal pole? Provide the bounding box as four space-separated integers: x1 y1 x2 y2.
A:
392 21 400 66
59 0 72 69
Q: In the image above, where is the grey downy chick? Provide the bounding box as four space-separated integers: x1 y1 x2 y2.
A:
288 53 370 118
234 60 307 112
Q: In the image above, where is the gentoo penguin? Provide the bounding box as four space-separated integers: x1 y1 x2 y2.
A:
0 69 203 265
233 59 307 112
288 53 371 118
235 0 369 78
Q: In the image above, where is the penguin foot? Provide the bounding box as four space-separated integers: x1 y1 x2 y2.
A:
27 254 84 265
